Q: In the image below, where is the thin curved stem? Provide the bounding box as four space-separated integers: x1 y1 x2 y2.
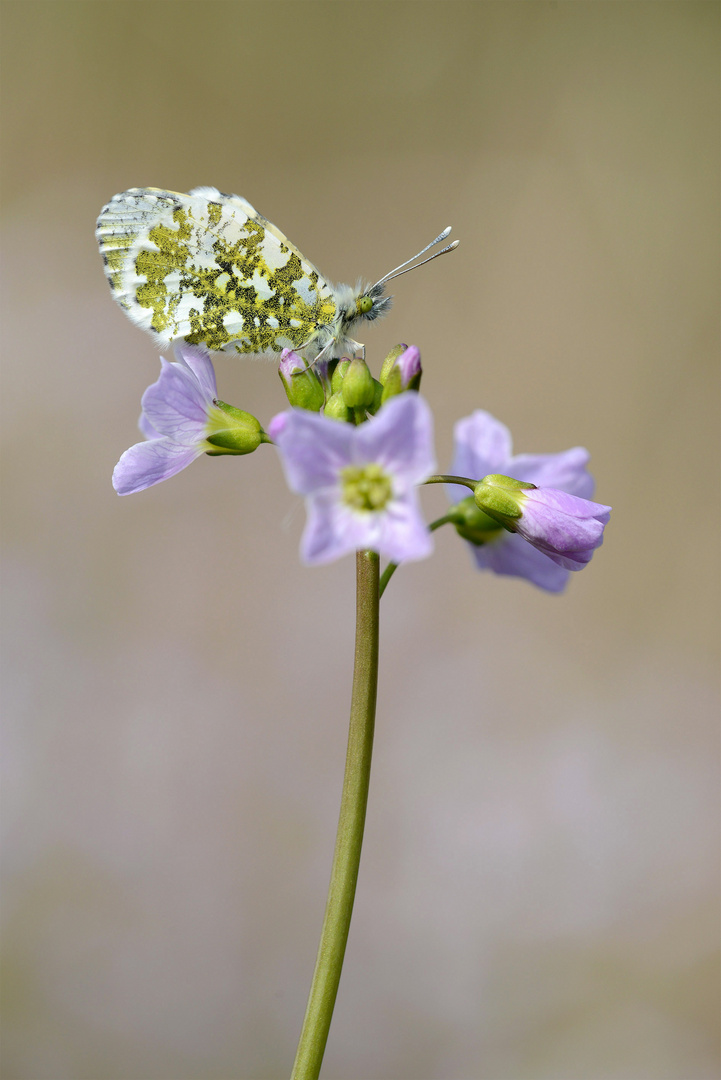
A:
379 514 457 598
423 473 477 490
291 550 380 1080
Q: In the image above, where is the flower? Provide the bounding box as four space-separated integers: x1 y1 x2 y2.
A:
448 410 609 592
269 393 436 565
473 474 610 571
113 344 264 495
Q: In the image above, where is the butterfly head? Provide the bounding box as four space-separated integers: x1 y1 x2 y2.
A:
317 283 393 361
354 282 394 324
317 228 457 361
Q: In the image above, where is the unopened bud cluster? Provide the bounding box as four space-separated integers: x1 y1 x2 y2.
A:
278 344 422 424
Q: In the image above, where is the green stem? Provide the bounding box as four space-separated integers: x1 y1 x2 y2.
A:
291 550 380 1080
424 473 477 490
378 514 456 598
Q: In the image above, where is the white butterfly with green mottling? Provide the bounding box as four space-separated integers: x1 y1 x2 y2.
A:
96 186 457 362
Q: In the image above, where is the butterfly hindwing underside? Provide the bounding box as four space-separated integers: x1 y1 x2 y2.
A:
96 186 345 358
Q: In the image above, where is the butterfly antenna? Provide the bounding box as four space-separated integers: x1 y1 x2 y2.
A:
372 226 458 288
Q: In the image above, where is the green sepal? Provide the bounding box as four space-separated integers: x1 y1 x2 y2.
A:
279 363 325 412
205 401 264 454
205 429 263 454
380 348 421 403
331 359 351 395
214 400 257 424
379 344 408 386
367 379 384 415
473 474 536 528
380 365 402 403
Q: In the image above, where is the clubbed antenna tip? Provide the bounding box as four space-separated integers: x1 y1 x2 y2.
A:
373 227 458 289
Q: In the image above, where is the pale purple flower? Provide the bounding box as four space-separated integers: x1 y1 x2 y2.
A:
113 344 262 495
513 488 610 571
269 393 436 565
472 473 610 572
449 410 609 592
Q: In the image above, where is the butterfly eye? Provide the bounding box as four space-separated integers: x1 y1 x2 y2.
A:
357 295 374 316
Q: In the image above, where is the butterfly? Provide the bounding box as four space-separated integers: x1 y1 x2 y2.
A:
96 186 456 362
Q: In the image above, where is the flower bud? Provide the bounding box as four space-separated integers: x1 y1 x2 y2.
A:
323 391 352 422
381 345 422 403
278 349 325 412
368 378 384 415
341 357 376 409
330 359 351 395
379 344 409 386
474 475 612 571
473 473 536 528
205 401 266 455
511 487 611 570
448 496 505 545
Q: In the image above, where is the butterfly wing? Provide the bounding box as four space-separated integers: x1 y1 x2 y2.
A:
96 187 340 356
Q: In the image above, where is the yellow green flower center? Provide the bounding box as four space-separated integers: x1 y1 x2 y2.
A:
341 463 393 512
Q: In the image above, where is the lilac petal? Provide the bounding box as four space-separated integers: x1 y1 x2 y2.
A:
138 410 161 440
141 360 213 444
278 348 305 378
517 489 611 569
509 447 595 498
272 409 355 494
374 490 433 563
355 393 436 484
323 491 431 564
301 490 432 565
450 411 512 495
173 343 218 402
470 533 571 593
453 408 509 477
301 492 364 564
267 410 290 441
523 488 611 532
396 345 422 384
113 438 202 495
536 546 595 571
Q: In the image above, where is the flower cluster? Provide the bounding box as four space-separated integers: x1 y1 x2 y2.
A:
114 344 610 590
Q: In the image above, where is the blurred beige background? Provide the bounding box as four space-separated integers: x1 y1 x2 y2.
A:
1 3 719 1078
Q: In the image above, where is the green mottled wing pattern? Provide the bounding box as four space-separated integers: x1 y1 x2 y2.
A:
96 187 340 356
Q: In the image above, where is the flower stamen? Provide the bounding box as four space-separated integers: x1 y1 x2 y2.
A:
341 463 393 512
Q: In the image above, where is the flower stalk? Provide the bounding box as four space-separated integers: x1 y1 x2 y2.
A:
291 550 380 1079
